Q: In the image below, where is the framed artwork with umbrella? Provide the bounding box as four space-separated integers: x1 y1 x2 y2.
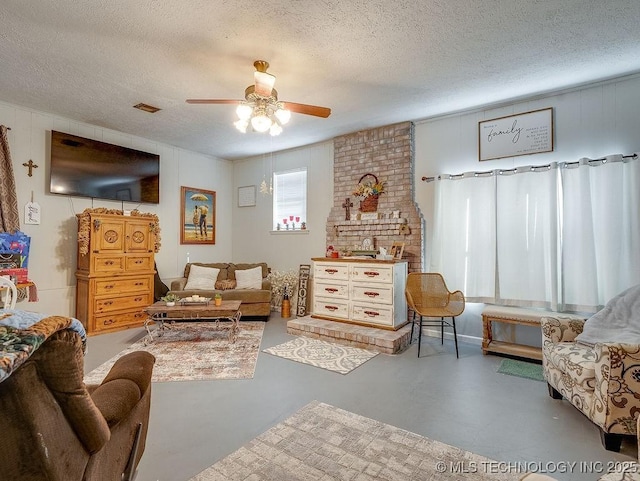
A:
181 186 216 244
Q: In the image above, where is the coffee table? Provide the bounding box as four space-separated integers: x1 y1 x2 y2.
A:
143 300 242 344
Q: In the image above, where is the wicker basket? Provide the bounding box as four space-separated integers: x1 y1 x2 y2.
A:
359 194 379 212
357 173 380 212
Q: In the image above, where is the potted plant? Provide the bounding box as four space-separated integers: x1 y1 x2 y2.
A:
214 292 223 306
161 293 180 307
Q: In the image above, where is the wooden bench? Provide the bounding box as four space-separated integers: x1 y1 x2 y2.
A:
481 306 585 361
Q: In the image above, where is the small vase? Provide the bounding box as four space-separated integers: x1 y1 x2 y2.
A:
214 298 222 306
166 301 175 307
281 299 291 318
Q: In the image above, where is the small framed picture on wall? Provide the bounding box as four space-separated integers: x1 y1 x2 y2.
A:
238 185 256 207
390 241 405 260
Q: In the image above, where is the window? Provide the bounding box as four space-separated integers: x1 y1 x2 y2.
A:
273 169 307 230
430 154 640 312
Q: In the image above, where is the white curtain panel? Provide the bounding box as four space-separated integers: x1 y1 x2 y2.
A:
430 173 496 301
560 155 640 310
496 166 559 309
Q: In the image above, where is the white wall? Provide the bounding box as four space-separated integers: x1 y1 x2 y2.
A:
414 73 640 343
0 100 232 318
232 141 334 274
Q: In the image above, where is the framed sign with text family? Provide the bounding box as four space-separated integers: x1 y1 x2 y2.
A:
478 107 553 161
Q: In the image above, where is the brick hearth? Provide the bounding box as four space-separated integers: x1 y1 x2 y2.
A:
287 317 412 355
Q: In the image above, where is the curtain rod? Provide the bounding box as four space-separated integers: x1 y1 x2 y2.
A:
421 153 638 182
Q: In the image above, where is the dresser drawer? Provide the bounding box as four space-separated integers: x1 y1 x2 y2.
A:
95 276 151 295
351 264 393 284
92 310 147 333
351 302 394 326
126 254 153 272
351 283 393 305
314 262 349 281
92 255 125 273
313 298 349 319
95 292 153 314
314 280 349 299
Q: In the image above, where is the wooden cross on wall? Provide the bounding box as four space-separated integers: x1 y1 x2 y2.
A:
342 197 354 221
22 159 38 177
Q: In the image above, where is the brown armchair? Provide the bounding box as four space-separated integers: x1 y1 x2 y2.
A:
0 328 155 481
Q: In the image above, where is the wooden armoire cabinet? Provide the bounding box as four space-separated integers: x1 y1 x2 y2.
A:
75 211 159 335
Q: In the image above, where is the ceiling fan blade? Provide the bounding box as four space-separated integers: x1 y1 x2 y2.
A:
185 99 242 105
282 102 331 118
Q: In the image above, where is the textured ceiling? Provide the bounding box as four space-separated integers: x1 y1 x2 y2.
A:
1 1 639 160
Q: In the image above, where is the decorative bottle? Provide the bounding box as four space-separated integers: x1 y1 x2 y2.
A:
281 288 291 318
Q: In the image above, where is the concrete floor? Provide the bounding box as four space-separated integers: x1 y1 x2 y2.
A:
84 314 637 481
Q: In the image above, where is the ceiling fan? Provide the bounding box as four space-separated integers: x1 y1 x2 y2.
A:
186 60 331 135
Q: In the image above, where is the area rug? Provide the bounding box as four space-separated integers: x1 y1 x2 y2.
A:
84 321 264 383
497 358 544 382
189 400 523 480
263 337 378 374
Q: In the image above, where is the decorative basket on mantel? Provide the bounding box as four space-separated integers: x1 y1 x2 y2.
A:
353 173 383 212
360 193 379 212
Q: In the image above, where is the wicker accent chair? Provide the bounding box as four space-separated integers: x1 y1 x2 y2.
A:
0 277 17 309
405 273 465 358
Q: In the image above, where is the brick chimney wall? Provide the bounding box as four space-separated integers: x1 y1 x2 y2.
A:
326 121 424 273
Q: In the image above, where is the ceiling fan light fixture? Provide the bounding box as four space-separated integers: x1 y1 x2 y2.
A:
236 103 253 120
269 123 283 136
274 106 291 125
186 60 331 136
251 111 272 132
234 119 249 133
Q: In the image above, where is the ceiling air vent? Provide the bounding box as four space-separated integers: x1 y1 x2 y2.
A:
133 103 161 113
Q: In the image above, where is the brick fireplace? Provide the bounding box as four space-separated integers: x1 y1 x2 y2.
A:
325 121 424 273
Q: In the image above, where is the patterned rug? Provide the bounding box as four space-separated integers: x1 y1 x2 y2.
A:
263 336 378 374
497 358 544 382
189 400 523 481
84 321 264 383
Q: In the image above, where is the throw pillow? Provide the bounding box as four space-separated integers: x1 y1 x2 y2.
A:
215 279 237 290
235 266 263 290
184 265 220 290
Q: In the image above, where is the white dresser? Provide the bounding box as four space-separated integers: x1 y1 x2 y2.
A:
311 258 408 330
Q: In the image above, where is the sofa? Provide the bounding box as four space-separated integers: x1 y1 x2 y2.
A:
169 262 271 319
0 314 155 481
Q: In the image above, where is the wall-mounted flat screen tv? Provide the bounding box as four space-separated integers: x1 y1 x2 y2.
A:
49 131 160 204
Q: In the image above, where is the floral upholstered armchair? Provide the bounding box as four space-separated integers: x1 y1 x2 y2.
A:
541 314 640 452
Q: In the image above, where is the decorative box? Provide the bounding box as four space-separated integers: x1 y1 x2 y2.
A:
0 268 28 283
